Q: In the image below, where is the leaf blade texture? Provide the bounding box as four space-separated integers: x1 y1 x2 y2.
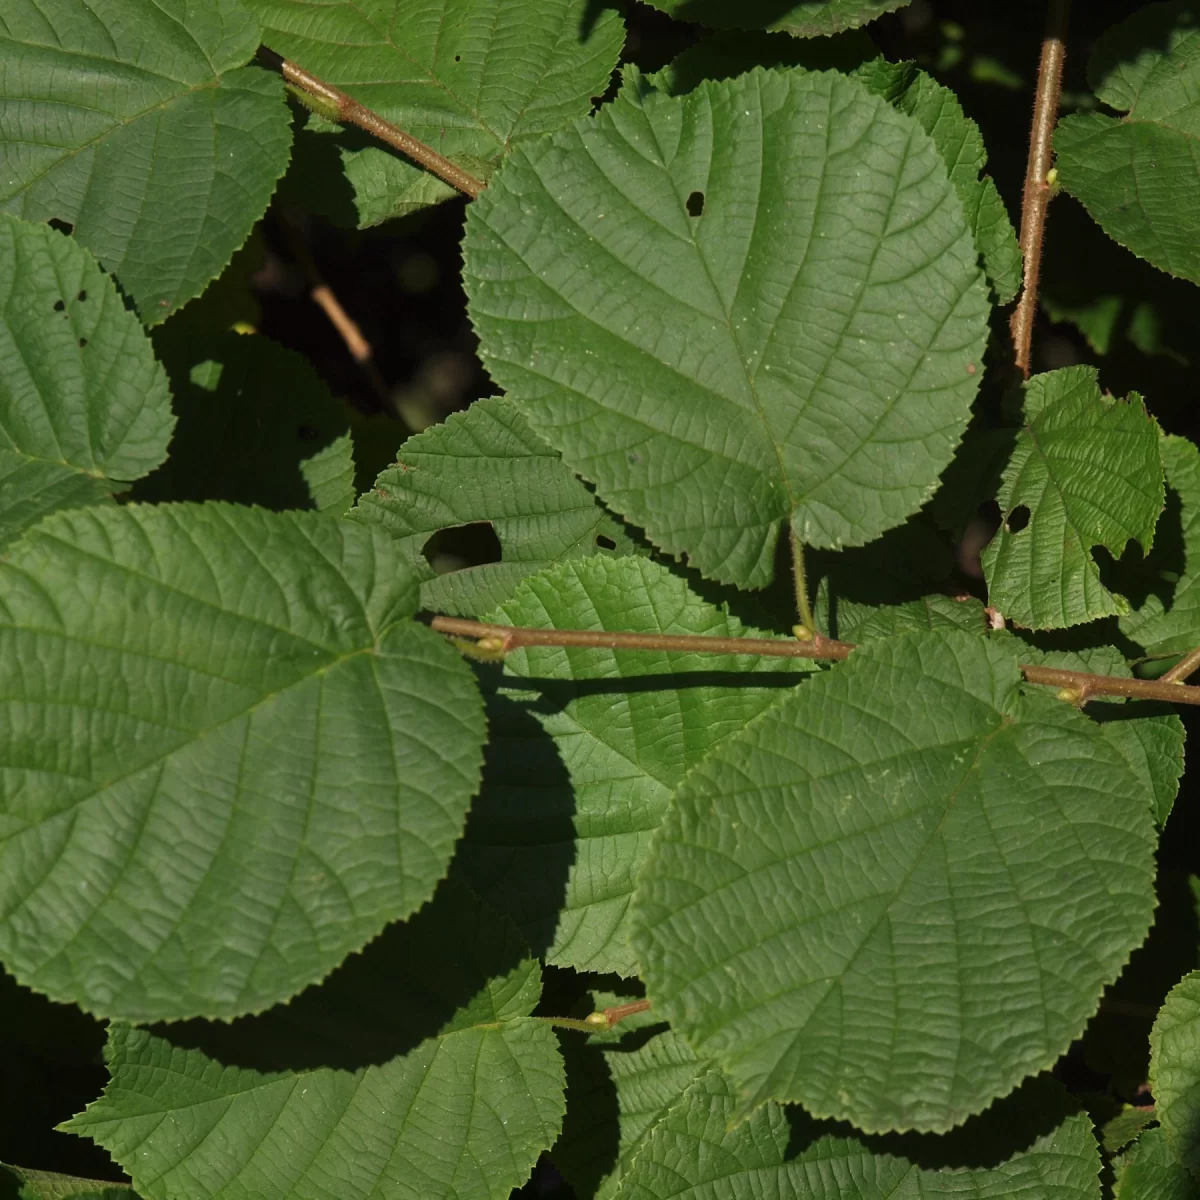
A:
0 217 174 548
465 67 991 587
1056 1 1200 284
981 366 1164 630
633 630 1158 1132
64 883 565 1200
1113 1126 1200 1199
610 1068 1100 1200
0 504 485 1021
0 0 292 321
349 397 639 615
456 556 814 976
244 0 625 225
1151 971 1200 1175
641 0 912 38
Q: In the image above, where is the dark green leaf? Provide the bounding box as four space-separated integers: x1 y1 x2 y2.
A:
1151 971 1200 1175
641 0 911 38
633 630 1157 1131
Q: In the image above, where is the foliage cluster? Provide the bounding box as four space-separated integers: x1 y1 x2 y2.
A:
1 1 1200 1198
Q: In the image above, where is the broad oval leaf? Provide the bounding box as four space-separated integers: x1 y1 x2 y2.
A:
349 397 639 615
64 884 565 1200
455 556 815 975
642 0 911 38
633 630 1157 1132
465 67 991 587
611 1068 1101 1200
1056 1 1200 284
245 0 625 226
981 366 1164 630
0 504 485 1021
1150 971 1200 1174
0 216 174 548
0 0 292 322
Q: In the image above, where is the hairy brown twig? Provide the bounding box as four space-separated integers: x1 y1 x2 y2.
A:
1010 0 1071 376
261 49 485 199
432 616 1200 706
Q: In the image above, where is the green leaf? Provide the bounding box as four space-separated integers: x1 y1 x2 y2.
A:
1114 1126 1200 1200
1151 971 1200 1175
0 1 292 321
646 52 1020 307
455 556 815 976
641 0 911 38
0 504 485 1021
244 0 624 226
1097 706 1186 827
1121 436 1200 659
556 1027 707 1200
64 883 565 1200
981 366 1164 630
1101 1106 1160 1156
350 397 639 616
0 216 174 548
633 630 1158 1132
876 68 1021 305
1056 1 1200 284
0 1165 131 1200
133 334 356 513
851 593 988 641
611 1069 1100 1200
465 68 991 587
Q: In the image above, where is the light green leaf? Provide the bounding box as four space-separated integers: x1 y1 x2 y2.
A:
0 504 485 1021
981 366 1164 630
1121 436 1200 659
641 0 911 38
134 334 356 513
633 630 1157 1132
0 0 292 322
0 216 174 548
64 883 565 1200
350 397 639 616
1056 1 1200 284
646 52 1020 307
455 556 814 976
556 1027 707 1200
611 1069 1100 1200
1115 1126 1200 1200
879 68 1022 305
1151 971 1200 1175
244 0 624 226
465 68 991 587
0 1165 132 1200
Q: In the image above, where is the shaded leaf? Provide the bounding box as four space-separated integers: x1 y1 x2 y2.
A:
1101 1106 1159 1156
851 593 988 641
981 366 1164 630
0 217 173 548
245 0 624 225
611 1069 1100 1199
1114 1126 1200 1199
0 0 292 321
633 630 1157 1132
555 1027 706 1200
641 0 911 38
1151 971 1200 1175
134 334 356 513
1121 436 1200 659
456 556 815 976
350 397 638 615
0 1165 131 1200
64 884 565 1200
466 68 991 586
0 504 485 1021
1056 1 1200 284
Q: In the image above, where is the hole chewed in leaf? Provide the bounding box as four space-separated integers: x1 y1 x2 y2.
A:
1006 504 1031 533
686 190 705 217
595 534 617 550
53 299 65 313
422 521 503 575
